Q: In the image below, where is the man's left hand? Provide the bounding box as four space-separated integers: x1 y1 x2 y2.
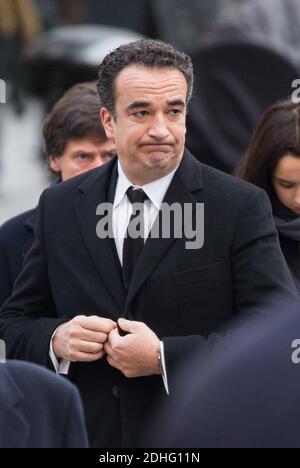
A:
104 318 161 378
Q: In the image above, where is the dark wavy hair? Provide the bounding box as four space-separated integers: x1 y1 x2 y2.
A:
97 39 194 118
43 82 105 158
236 99 300 197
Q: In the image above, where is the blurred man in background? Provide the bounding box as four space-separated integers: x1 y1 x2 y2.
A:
0 360 88 448
0 81 116 308
0 0 42 113
209 0 300 68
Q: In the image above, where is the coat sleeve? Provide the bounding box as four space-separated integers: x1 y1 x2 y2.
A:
0 238 13 310
163 189 299 381
0 190 67 367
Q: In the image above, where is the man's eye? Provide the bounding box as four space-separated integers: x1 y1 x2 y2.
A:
280 183 294 189
133 111 148 118
169 109 182 116
77 154 89 161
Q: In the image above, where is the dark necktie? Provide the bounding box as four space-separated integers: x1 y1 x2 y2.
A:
122 186 148 290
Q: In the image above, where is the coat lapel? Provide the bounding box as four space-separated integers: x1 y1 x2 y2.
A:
125 150 204 312
74 151 204 312
0 365 29 448
74 158 126 310
22 209 38 258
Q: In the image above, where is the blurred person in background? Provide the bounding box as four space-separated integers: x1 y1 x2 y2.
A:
0 360 88 448
208 0 300 69
0 0 42 113
152 0 246 53
0 0 42 180
237 99 300 290
0 82 116 308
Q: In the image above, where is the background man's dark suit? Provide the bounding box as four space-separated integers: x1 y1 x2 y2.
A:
0 361 88 448
0 209 36 308
0 150 296 447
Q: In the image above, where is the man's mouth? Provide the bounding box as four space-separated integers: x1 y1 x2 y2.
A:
140 144 173 150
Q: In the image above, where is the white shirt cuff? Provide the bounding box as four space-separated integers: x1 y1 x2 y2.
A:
160 341 169 395
49 328 71 375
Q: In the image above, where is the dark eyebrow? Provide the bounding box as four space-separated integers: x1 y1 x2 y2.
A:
167 99 185 107
126 99 186 112
127 101 151 112
274 177 295 184
72 151 93 157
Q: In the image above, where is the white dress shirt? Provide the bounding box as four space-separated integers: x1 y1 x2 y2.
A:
50 160 179 394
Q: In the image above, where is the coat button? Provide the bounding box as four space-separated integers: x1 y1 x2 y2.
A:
112 385 120 399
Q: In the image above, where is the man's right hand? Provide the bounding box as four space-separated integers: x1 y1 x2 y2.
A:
52 315 117 362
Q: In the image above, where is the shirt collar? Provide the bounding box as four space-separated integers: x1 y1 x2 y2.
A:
114 161 179 210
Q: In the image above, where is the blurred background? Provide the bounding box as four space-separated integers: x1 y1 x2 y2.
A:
1 0 300 224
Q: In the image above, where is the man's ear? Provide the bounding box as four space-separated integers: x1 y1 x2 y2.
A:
100 107 115 140
48 155 61 173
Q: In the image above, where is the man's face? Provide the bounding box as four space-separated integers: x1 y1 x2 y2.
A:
273 154 300 215
49 135 116 181
101 65 188 184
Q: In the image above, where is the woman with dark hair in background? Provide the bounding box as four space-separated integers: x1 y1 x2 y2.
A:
237 99 300 289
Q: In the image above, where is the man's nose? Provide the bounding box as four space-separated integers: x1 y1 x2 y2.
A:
147 114 170 140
